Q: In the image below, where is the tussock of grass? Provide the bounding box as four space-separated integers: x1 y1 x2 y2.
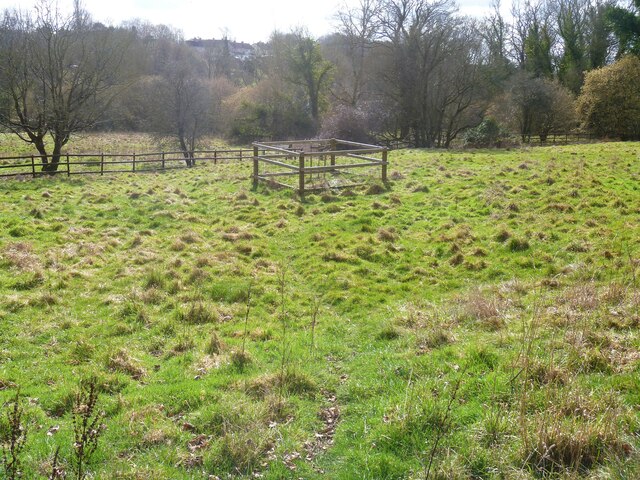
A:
377 227 398 242
176 302 217 324
527 412 631 475
171 335 195 354
456 289 506 329
377 324 402 340
1 242 41 271
205 331 225 355
245 371 317 399
144 268 166 289
416 328 453 351
365 183 386 195
106 349 146 380
495 229 511 242
230 349 252 369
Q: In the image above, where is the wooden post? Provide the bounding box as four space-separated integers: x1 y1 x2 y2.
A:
239 149 243 161
133 152 136 172
161 152 165 170
214 150 217 165
31 155 35 178
100 153 104 175
252 146 259 189
298 152 305 197
381 149 388 182
67 154 70 176
330 139 336 166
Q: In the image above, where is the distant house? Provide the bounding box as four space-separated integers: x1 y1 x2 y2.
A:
186 38 255 61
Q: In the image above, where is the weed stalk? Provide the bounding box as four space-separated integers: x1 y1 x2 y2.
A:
72 379 105 480
277 265 289 401
1 389 27 480
424 364 466 479
241 280 253 359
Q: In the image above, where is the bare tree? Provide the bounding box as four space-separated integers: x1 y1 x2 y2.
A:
0 1 131 172
149 43 212 166
373 0 485 147
332 0 379 107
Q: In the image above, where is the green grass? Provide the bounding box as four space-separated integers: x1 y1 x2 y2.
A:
1 140 639 478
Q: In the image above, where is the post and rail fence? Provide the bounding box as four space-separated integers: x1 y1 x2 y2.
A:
0 148 254 179
252 139 388 197
0 132 600 181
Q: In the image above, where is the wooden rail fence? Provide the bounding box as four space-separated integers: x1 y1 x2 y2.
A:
252 139 388 197
516 132 597 145
0 148 255 179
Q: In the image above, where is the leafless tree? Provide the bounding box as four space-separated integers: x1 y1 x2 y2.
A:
332 0 379 107
0 0 131 172
149 43 212 166
372 0 485 147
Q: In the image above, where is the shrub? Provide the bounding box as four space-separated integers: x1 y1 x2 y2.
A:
463 119 503 148
577 56 640 139
319 104 375 143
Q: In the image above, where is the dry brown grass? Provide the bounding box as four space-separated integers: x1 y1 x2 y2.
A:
559 283 599 311
222 226 254 242
205 331 225 355
179 230 201 244
107 349 146 380
526 392 632 475
1 241 41 272
456 289 506 329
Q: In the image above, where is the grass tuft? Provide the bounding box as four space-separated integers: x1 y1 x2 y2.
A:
106 349 146 380
176 302 217 324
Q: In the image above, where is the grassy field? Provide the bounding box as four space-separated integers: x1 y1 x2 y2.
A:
1 139 639 479
0 132 233 157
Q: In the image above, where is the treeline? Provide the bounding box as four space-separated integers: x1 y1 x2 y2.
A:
1 0 640 171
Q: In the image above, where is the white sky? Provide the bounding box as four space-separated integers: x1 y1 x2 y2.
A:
0 0 497 43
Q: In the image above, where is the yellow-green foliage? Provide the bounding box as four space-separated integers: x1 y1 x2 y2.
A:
577 55 640 138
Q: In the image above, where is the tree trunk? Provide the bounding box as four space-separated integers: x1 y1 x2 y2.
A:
178 135 194 167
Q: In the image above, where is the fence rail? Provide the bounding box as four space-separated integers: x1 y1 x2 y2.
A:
0 148 254 179
516 132 597 145
252 139 388 197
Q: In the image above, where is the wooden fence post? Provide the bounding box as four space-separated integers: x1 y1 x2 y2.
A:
100 153 104 175
381 149 388 182
133 152 136 172
330 139 336 166
31 155 35 178
240 150 243 161
161 152 165 170
252 146 259 189
67 154 70 176
299 152 305 197
214 150 217 165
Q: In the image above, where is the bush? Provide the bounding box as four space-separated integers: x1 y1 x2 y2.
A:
577 55 640 139
226 78 315 142
319 104 375 143
493 71 577 141
463 119 503 148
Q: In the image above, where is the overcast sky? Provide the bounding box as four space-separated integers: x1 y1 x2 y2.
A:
0 0 498 43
